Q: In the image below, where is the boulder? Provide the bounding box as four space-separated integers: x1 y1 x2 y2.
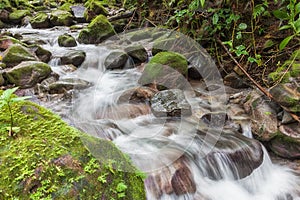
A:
70 4 86 23
125 44 148 64
5 61 52 88
0 9 10 23
30 12 50 29
32 45 52 63
149 51 188 76
0 36 23 51
50 10 74 26
9 10 31 24
104 51 129 70
84 0 108 22
48 78 91 94
58 33 77 47
150 89 192 117
61 50 86 67
2 44 38 68
78 15 115 44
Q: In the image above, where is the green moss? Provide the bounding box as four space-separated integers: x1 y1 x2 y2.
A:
9 9 31 23
84 0 108 21
0 94 146 199
149 51 188 75
58 34 77 47
2 44 36 68
30 12 49 27
50 10 74 26
59 2 72 11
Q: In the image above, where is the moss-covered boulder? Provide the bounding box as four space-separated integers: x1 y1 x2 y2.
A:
30 12 50 29
78 15 115 44
0 96 146 199
0 36 24 51
149 51 188 75
5 61 52 88
2 44 37 68
9 9 31 24
58 33 77 47
84 0 108 22
50 10 74 26
61 50 86 67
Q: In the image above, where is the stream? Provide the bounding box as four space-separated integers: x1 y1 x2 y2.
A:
7 25 300 200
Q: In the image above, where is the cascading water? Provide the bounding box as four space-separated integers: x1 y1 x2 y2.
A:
8 26 300 200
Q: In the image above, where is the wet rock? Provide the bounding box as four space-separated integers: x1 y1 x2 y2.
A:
71 4 86 23
0 73 4 86
104 51 129 70
84 0 108 22
2 44 38 68
9 10 31 24
35 75 59 94
224 72 249 89
149 51 188 76
61 50 86 67
125 44 148 64
117 86 157 104
269 123 300 159
270 83 300 113
48 78 91 94
50 10 74 26
30 12 50 29
58 33 77 47
5 61 52 88
0 36 22 51
78 15 115 44
243 90 278 141
32 45 52 63
150 89 192 117
0 9 10 23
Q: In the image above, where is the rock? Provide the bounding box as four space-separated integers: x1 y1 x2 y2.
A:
58 33 77 47
128 30 152 41
152 37 177 55
61 50 86 67
30 12 50 29
110 18 128 33
243 90 278 141
84 0 108 22
0 73 4 86
149 51 188 76
0 19 5 29
50 10 74 26
125 44 148 64
78 15 115 44
104 51 129 69
32 45 52 63
188 65 202 80
0 9 10 23
0 36 23 51
48 78 91 94
2 44 38 68
269 123 300 159
270 83 300 113
71 4 86 23
224 72 249 89
117 86 157 104
35 75 59 94
150 89 192 117
9 10 31 24
5 61 52 88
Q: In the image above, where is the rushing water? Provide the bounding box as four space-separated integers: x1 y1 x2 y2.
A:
7 26 300 200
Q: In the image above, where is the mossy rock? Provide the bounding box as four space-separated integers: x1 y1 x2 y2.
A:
125 44 148 64
0 73 4 86
31 45 52 63
84 0 108 22
30 12 50 29
149 51 188 75
50 9 74 26
0 96 146 199
2 44 37 68
58 33 77 47
9 9 31 24
59 2 72 12
78 15 115 44
0 36 25 51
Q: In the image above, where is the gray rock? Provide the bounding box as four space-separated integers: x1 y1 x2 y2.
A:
58 33 77 47
71 5 86 23
32 45 52 63
50 10 74 26
125 44 148 64
61 50 86 67
150 89 192 117
30 12 50 29
48 78 91 94
104 51 129 70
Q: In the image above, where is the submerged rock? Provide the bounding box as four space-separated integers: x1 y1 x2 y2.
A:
30 12 50 28
5 61 52 88
104 51 129 70
58 33 77 47
78 15 115 44
150 89 192 117
2 44 38 68
61 50 86 67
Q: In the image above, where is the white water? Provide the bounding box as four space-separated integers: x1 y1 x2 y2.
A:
7 26 300 200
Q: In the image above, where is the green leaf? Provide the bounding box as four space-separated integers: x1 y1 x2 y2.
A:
279 24 292 30
295 2 300 15
248 57 257 63
10 96 31 103
200 0 205 7
279 35 294 50
212 13 219 25
238 23 247 30
273 10 289 20
1 87 19 101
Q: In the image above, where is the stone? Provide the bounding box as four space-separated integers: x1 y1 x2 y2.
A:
58 33 77 47
0 9 10 23
2 44 38 68
0 36 23 51
104 51 129 70
30 12 50 29
9 10 31 24
50 10 74 26
150 89 192 117
83 0 108 22
61 50 86 67
48 78 91 94
5 61 52 88
110 18 128 33
149 51 188 76
70 4 86 23
0 73 4 86
117 86 157 104
125 44 148 64
32 45 52 63
270 83 300 113
78 15 115 44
